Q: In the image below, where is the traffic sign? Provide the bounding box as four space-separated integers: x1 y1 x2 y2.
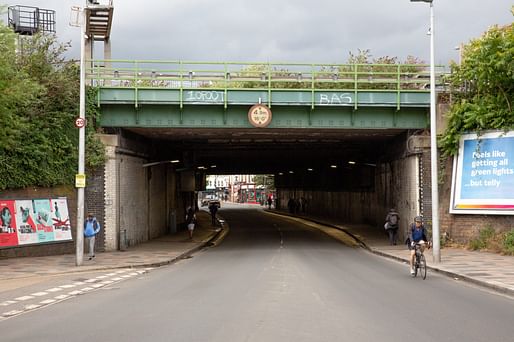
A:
75 174 86 188
75 117 87 128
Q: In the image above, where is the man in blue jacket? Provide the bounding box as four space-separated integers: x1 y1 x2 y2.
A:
84 213 101 260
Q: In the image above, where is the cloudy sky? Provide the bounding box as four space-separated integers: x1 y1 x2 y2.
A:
3 0 513 64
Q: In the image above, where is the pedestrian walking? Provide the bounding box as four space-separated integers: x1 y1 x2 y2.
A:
384 208 400 245
208 201 219 226
186 206 196 239
84 213 101 260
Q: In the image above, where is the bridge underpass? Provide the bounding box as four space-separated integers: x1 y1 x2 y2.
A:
88 60 438 252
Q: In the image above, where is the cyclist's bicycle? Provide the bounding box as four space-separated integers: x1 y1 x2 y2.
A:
413 242 430 280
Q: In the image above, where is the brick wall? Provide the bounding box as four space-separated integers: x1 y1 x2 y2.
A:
103 144 118 250
85 167 105 253
0 185 76 258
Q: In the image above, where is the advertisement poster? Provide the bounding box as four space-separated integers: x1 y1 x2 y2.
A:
51 198 72 241
450 131 514 214
0 200 19 247
15 200 39 245
33 199 55 242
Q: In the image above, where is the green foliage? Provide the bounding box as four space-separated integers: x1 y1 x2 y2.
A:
210 49 426 91
440 19 514 156
252 174 275 189
85 87 106 168
468 226 495 250
502 229 514 255
0 21 105 190
467 226 514 255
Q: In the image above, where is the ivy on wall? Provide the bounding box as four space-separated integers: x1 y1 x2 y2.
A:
0 21 105 190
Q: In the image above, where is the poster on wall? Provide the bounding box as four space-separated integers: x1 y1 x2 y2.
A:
32 199 55 242
0 200 19 247
51 198 72 241
15 200 39 245
450 131 514 214
0 198 73 248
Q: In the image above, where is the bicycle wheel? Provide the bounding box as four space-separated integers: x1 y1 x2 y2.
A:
414 256 419 277
419 254 427 279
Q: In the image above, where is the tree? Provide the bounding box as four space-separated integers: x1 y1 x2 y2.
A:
440 12 514 156
0 19 105 190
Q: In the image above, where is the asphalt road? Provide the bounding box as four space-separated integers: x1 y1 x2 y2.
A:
1 207 513 341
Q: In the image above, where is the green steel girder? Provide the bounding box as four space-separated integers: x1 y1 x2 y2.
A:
100 104 428 129
97 87 429 129
98 88 430 108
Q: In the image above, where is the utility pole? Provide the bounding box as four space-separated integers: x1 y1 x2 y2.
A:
70 5 86 266
410 0 440 263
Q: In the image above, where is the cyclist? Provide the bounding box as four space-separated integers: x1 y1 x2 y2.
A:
408 216 428 276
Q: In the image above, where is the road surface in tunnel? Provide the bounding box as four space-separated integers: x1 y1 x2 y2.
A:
1 205 513 342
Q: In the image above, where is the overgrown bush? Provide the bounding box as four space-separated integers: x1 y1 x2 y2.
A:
440 17 514 156
0 20 105 190
468 226 495 250
503 229 514 255
468 226 514 255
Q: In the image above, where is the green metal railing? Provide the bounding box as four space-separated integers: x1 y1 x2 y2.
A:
89 60 447 109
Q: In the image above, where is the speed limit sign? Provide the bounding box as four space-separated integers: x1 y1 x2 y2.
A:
75 117 87 128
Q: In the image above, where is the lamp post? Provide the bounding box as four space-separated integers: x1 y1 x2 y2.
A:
410 0 440 263
70 5 87 266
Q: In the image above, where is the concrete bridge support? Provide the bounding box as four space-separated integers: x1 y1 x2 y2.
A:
90 133 188 252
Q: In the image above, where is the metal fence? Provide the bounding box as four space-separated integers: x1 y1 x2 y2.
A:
87 60 448 92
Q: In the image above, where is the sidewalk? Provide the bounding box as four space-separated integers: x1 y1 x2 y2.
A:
271 210 514 297
0 211 226 283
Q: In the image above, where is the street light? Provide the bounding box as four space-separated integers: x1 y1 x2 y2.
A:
70 5 87 266
410 0 440 263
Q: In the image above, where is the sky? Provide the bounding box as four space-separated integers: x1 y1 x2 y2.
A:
2 0 513 65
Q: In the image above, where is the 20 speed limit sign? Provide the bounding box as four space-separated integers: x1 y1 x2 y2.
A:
75 117 87 128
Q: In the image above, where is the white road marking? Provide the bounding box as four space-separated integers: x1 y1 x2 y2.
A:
1 268 153 320
24 304 41 310
3 310 23 317
1 301 17 306
55 294 70 300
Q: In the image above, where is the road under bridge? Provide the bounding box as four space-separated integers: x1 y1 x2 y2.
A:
86 60 441 251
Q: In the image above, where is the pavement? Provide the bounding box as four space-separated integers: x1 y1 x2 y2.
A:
0 210 227 287
0 206 513 298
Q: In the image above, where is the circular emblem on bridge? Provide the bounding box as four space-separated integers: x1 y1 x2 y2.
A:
248 104 272 128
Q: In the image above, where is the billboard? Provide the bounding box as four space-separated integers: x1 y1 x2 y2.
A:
450 131 514 214
0 197 73 248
